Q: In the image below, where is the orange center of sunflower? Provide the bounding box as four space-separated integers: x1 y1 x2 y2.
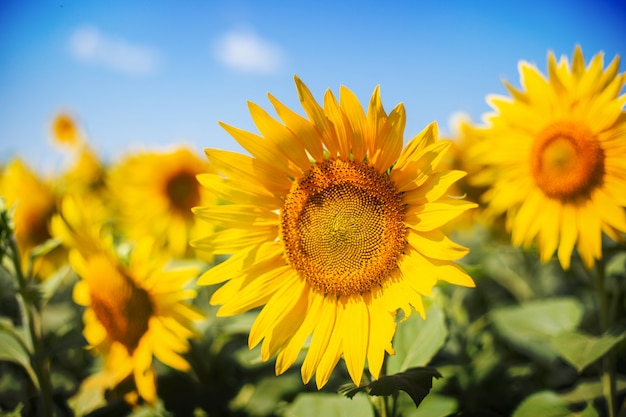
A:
531 121 604 200
281 159 407 297
88 258 154 354
166 171 201 216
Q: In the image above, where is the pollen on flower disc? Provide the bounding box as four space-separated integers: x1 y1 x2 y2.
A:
281 159 407 296
531 120 605 200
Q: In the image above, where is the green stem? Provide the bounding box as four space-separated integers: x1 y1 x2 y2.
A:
596 260 616 417
8 237 54 417
378 395 388 417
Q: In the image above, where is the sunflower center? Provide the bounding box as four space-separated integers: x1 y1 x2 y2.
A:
88 260 154 354
166 171 201 215
531 121 604 200
281 159 407 297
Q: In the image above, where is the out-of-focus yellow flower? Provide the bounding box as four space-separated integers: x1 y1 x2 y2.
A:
108 147 214 259
51 113 83 147
0 159 63 279
193 76 475 388
440 116 491 231
53 198 203 404
60 146 106 194
469 46 626 270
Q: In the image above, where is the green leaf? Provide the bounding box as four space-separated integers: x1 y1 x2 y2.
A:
395 393 458 417
67 369 113 417
387 305 448 374
0 403 23 417
284 392 374 417
559 377 626 404
513 391 576 417
514 390 601 417
490 297 583 362
29 238 61 259
0 324 38 390
230 373 302 417
341 366 442 409
551 330 626 372
38 264 72 307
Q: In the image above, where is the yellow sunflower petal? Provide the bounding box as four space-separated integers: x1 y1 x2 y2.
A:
275 289 324 375
301 296 338 384
407 230 469 261
341 295 369 386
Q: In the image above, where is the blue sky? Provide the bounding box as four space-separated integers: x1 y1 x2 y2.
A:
1 0 625 173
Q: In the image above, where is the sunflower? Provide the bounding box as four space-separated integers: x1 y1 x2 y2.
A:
440 115 494 233
0 158 63 279
193 76 476 388
469 46 626 270
52 197 203 404
108 147 214 259
51 112 83 147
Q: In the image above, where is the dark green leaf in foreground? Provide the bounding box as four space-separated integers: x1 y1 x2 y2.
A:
340 366 442 408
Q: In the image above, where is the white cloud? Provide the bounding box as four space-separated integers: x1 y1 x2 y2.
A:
70 26 160 75
213 29 284 74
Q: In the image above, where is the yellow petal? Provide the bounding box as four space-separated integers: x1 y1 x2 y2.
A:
219 120 296 177
315 304 344 389
248 101 311 171
268 93 325 161
407 230 469 261
295 76 339 157
301 296 337 384
324 89 351 157
393 141 451 192
248 272 304 352
197 241 282 285
557 204 578 270
402 170 467 206
365 295 396 379
339 85 367 161
405 200 477 232
275 289 324 375
204 148 291 196
215 265 291 316
341 295 369 386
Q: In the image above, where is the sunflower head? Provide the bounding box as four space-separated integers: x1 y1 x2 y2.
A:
469 45 626 270
68 236 203 404
0 159 65 279
194 76 475 388
52 193 203 404
108 147 215 259
51 112 83 147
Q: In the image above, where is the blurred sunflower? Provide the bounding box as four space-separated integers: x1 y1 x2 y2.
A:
0 159 64 279
51 112 83 147
469 46 626 269
59 146 106 195
440 115 494 233
108 147 214 259
53 198 203 404
193 76 476 388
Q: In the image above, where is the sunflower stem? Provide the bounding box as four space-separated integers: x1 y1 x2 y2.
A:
7 236 54 417
595 259 616 417
377 395 388 417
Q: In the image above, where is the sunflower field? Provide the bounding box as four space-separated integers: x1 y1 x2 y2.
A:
1 46 625 417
